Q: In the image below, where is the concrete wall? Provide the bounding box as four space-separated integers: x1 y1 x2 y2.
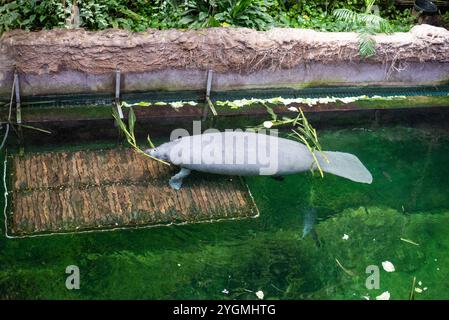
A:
1 62 449 98
1 25 448 98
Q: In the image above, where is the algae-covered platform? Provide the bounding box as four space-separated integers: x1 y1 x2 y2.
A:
5 148 258 236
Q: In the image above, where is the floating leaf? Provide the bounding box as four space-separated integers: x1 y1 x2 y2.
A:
376 291 391 300
382 261 395 272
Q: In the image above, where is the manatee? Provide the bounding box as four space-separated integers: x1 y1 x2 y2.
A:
146 131 373 190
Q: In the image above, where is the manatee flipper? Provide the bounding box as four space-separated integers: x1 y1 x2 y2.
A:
314 151 373 184
169 168 191 190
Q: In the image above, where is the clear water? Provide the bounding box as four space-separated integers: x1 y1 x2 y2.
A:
0 124 448 299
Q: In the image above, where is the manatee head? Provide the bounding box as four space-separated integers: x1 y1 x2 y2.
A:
145 143 171 162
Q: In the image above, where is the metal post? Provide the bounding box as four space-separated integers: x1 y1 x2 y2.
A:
14 71 24 155
202 70 217 121
113 68 124 145
14 72 21 125
115 68 123 119
206 69 213 99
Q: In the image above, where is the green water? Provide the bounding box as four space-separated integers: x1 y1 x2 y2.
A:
0 124 448 300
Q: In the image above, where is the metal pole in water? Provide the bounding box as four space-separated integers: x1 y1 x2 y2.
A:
115 68 123 119
202 70 217 122
14 72 21 125
14 71 24 155
113 68 124 145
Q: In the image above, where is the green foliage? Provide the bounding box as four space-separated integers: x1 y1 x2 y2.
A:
0 1 21 34
273 0 414 32
0 0 68 34
111 106 170 166
79 0 159 31
357 31 376 57
0 0 184 33
333 7 391 32
0 0 420 35
79 1 109 30
78 0 181 31
179 0 274 30
442 11 449 28
333 0 392 57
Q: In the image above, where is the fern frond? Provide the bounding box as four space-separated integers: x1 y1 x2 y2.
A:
364 0 376 14
358 32 376 57
333 8 359 25
357 13 391 33
333 1 393 57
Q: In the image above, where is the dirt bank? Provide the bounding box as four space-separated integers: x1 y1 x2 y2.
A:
1 25 449 97
1 24 449 76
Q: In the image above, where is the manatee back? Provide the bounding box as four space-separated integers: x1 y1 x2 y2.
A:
167 131 314 176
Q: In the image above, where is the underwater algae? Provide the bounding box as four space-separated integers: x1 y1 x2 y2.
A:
0 125 448 299
0 207 447 299
293 207 449 300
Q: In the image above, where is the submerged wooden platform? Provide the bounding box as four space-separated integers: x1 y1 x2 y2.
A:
7 148 258 236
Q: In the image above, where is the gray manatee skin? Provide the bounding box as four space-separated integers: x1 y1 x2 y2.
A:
146 131 315 176
146 131 373 190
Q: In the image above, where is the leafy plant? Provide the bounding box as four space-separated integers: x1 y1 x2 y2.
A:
0 1 20 33
333 0 392 57
0 0 69 33
79 0 154 31
179 0 274 30
79 1 109 30
112 106 170 166
0 0 419 35
148 0 184 29
442 11 449 28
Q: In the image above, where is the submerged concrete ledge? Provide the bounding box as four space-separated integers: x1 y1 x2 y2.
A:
7 148 258 236
1 24 449 97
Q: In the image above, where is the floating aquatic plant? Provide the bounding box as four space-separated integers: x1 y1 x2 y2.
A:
409 276 416 300
214 95 407 109
335 257 356 277
120 95 407 111
112 106 170 166
400 237 420 246
121 101 198 109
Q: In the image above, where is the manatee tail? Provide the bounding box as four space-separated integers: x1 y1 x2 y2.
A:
314 151 373 184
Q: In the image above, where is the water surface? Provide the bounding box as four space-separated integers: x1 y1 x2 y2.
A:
0 124 448 299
